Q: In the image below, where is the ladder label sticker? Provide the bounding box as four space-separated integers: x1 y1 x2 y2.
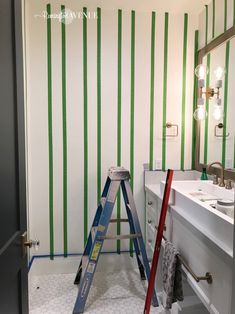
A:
91 241 102 260
87 262 96 274
97 224 105 232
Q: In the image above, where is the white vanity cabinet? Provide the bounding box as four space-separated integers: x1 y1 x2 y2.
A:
145 185 233 314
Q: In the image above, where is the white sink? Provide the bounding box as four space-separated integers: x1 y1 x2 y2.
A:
160 180 234 256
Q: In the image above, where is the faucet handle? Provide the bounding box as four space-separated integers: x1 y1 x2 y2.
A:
218 177 225 187
212 175 219 185
225 179 233 190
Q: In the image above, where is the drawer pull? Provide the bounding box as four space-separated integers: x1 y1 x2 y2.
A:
148 201 153 206
147 219 152 224
155 225 166 231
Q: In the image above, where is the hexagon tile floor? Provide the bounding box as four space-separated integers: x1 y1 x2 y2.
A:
29 270 167 314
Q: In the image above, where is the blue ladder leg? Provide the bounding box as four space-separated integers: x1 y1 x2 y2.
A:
73 181 120 314
121 181 146 280
74 178 111 285
122 180 159 307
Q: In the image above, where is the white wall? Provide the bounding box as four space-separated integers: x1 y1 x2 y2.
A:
24 0 198 258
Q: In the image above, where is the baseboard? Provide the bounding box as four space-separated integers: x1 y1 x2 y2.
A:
29 251 138 276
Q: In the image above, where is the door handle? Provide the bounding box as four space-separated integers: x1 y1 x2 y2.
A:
21 232 40 257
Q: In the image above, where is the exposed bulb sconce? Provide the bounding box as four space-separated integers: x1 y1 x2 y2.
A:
193 64 225 121
212 99 224 121
193 104 208 121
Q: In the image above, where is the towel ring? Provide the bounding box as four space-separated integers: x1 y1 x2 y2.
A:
165 122 179 138
214 123 230 138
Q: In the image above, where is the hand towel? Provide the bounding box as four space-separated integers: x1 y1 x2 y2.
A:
162 240 184 309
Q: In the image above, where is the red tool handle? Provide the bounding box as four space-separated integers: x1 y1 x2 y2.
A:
144 169 174 314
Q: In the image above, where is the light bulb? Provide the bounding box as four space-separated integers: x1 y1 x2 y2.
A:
212 99 224 121
195 64 208 79
214 66 225 80
193 105 208 121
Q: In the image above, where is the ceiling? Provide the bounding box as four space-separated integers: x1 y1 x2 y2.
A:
73 0 212 14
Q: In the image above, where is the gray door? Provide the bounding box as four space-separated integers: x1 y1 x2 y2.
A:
0 0 28 313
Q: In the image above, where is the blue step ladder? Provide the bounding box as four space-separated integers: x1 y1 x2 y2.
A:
73 167 158 313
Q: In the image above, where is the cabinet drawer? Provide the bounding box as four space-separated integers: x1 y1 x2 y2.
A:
146 207 157 226
146 193 157 211
147 227 156 247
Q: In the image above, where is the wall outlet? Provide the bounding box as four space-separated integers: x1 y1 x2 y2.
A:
155 159 162 170
226 159 232 169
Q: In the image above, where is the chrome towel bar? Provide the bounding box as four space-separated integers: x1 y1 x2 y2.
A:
154 226 213 284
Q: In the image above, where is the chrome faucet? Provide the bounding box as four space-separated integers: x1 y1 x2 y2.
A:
206 162 225 187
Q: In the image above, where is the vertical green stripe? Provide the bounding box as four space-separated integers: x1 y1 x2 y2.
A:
117 9 122 254
212 0 215 38
61 6 68 257
224 0 228 32
222 41 230 166
203 54 211 164
234 0 235 25
46 3 54 260
149 12 156 171
162 13 169 171
191 30 199 169
97 8 101 204
180 14 188 171
205 5 208 45
83 7 88 247
129 10 135 256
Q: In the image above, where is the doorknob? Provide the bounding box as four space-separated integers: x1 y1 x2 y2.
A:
24 240 40 248
21 232 40 257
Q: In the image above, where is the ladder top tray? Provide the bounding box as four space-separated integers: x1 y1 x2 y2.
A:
108 167 130 181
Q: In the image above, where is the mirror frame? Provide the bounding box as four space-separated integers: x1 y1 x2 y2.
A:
195 25 235 180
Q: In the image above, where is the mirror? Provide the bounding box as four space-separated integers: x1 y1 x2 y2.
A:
196 26 235 180
200 37 235 168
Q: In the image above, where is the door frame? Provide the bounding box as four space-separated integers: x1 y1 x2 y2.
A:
14 0 28 311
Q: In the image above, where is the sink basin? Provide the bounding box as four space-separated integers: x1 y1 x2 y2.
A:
160 180 234 202
160 180 234 256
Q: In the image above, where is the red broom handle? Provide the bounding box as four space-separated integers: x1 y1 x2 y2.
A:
144 169 174 314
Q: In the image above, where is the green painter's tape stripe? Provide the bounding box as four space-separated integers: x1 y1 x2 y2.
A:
130 10 135 256
212 0 215 38
61 5 68 257
191 30 199 169
97 8 101 204
117 9 122 254
130 11 135 196
234 0 235 25
205 5 208 45
222 41 230 166
162 13 169 171
203 54 211 164
180 14 188 171
224 0 228 32
83 7 88 246
149 12 156 171
47 4 54 260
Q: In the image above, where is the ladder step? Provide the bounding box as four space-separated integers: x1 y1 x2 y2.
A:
97 233 141 240
109 218 129 223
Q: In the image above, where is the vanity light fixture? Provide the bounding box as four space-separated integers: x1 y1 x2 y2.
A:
193 64 225 121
